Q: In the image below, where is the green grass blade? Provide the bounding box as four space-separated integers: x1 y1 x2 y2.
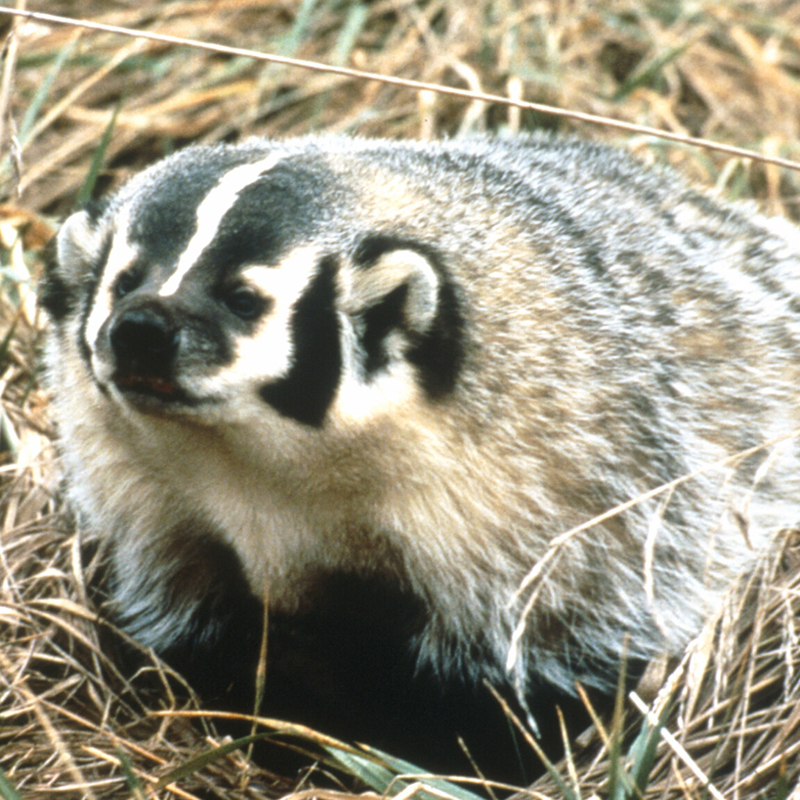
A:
74 100 122 209
613 43 689 101
607 656 638 800
626 696 672 794
0 766 23 800
332 4 369 66
154 731 277 789
115 749 147 800
359 745 488 800
323 743 408 794
18 39 75 146
771 762 789 800
279 0 319 56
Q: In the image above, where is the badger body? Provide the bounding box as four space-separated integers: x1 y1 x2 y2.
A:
42 134 800 775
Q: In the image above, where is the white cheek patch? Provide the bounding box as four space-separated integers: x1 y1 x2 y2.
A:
192 246 322 395
332 359 423 427
84 205 139 358
329 309 422 427
159 153 284 298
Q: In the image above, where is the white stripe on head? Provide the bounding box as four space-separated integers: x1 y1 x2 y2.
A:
159 152 283 298
84 204 139 352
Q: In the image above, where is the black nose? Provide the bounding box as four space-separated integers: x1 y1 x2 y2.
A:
110 307 179 376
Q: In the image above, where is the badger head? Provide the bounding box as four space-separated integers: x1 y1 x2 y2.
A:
41 143 463 438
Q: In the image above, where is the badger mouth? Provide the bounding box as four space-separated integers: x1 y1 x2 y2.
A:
113 372 190 405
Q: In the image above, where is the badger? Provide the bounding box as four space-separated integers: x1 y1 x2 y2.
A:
41 133 800 779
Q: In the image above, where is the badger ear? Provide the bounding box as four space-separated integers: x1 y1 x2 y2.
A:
40 207 108 321
55 207 107 282
344 248 439 335
342 242 464 398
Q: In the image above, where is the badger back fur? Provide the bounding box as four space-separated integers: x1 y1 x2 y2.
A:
42 133 800 773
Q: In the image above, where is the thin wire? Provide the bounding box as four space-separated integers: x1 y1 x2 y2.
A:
3 6 800 173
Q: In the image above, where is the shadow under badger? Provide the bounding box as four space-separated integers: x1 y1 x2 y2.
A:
41 134 800 780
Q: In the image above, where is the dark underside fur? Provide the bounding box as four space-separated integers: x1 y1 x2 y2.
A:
90 536 594 785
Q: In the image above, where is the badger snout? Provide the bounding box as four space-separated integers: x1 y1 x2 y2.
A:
109 305 181 400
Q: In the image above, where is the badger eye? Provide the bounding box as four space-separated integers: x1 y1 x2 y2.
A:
114 270 142 299
221 284 267 320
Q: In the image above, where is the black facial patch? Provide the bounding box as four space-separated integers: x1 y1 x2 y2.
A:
38 241 74 323
353 235 465 398
361 283 408 376
259 257 342 427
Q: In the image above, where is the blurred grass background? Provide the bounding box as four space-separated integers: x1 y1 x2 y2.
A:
1 1 800 798
7 0 800 217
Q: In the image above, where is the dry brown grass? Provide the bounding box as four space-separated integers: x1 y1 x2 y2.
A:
2 1 800 797
530 528 800 800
